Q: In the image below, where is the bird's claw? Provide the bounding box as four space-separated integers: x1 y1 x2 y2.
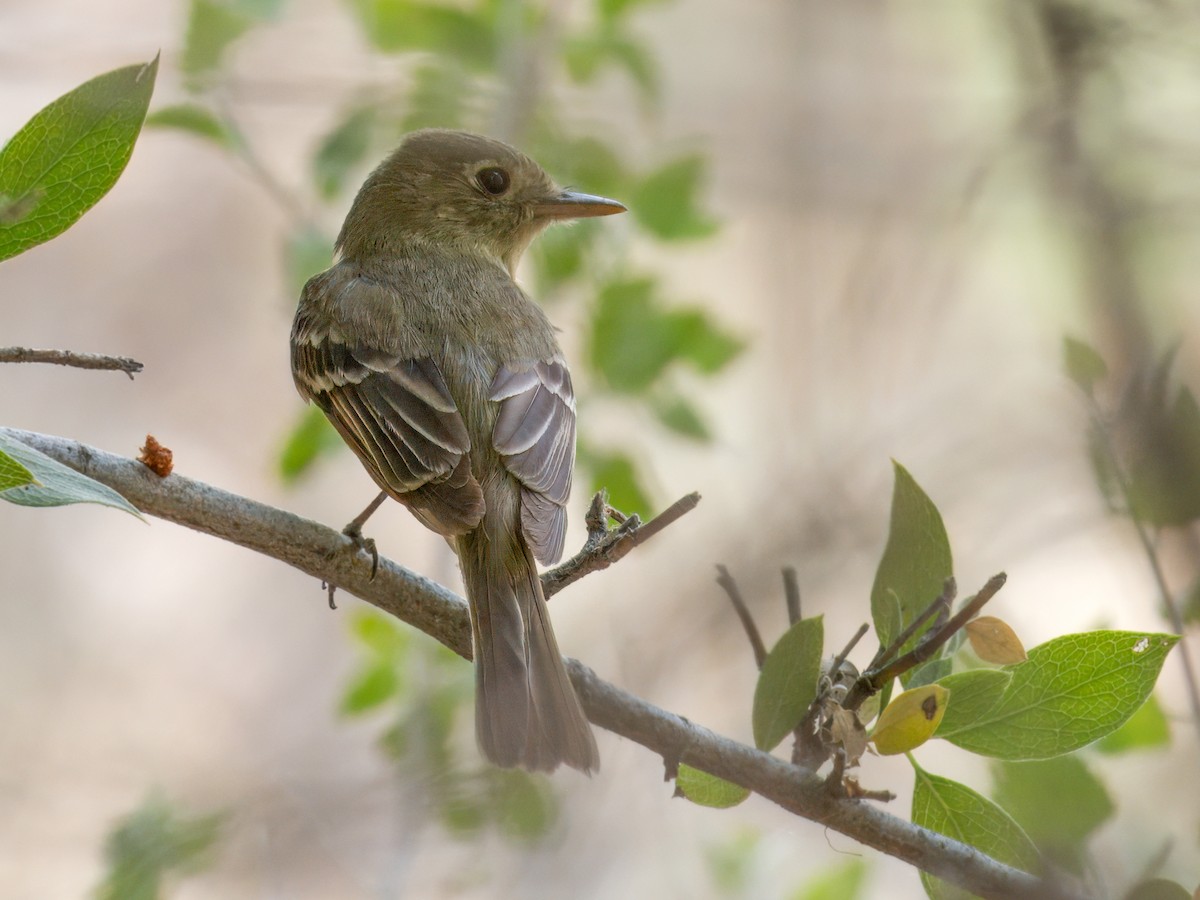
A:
342 522 380 581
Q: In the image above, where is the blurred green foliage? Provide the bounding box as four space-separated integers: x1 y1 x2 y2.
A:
155 0 744 520
341 609 559 843
94 792 223 900
146 0 745 858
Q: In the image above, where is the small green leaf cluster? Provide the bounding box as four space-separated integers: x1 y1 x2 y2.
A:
677 461 1180 899
150 0 742 519
341 610 559 843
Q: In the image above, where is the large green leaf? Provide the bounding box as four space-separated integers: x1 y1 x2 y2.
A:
869 463 953 660
911 763 1039 900
937 631 1177 760
934 669 1010 739
752 616 824 751
0 432 142 519
0 57 158 262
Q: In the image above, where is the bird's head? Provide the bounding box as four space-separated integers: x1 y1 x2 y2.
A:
336 129 625 274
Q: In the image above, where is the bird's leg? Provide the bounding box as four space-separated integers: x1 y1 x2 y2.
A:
343 491 387 579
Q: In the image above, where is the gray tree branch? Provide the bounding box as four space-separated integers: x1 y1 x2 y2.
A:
0 427 1086 900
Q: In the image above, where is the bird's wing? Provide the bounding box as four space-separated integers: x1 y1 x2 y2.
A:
291 278 484 536
489 359 576 565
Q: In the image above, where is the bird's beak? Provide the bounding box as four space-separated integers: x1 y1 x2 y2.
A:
536 190 627 220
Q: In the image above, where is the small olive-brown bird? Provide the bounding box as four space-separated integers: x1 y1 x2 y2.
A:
290 129 625 773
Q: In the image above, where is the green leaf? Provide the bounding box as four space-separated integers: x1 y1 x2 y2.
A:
653 394 711 441
182 0 254 83
588 276 675 392
347 0 496 68
1062 336 1107 395
789 859 869 900
0 432 143 519
630 154 719 240
145 103 233 146
0 57 158 262
937 631 1178 760
313 106 376 199
95 792 223 900
1123 879 1192 900
0 449 35 491
581 446 651 518
935 669 1011 740
340 660 399 714
869 463 953 665
752 616 824 751
912 763 1039 900
278 404 343 482
670 308 745 373
1095 692 1170 754
991 755 1113 874
588 276 743 393
675 764 750 808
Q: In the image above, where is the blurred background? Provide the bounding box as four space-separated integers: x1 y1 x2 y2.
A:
2 0 1199 897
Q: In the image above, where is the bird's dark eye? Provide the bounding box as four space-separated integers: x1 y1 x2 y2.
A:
477 167 510 196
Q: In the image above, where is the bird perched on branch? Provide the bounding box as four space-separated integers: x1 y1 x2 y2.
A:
290 129 626 773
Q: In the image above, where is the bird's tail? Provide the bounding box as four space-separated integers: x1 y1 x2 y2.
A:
458 513 598 774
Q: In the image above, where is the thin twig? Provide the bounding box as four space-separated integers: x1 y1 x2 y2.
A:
541 492 700 598
869 579 957 671
716 565 767 669
847 574 1007 710
0 347 143 379
0 428 1091 900
783 566 801 625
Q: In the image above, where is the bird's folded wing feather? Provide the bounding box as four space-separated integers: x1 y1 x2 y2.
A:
291 278 484 534
490 359 576 564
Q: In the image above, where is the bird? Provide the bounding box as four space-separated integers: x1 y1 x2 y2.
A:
290 128 626 773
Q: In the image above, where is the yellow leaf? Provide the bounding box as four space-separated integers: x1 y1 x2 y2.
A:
966 616 1028 665
871 684 950 755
